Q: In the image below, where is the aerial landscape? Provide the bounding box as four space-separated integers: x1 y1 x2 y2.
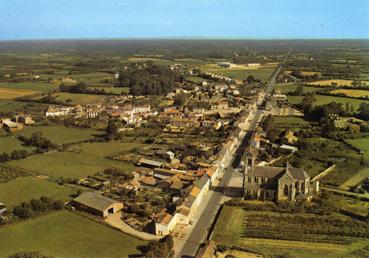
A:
0 1 368 258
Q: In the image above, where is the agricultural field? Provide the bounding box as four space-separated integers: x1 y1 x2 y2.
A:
7 151 135 179
272 116 310 129
18 125 103 145
201 65 275 81
213 206 369 258
0 176 75 208
308 79 369 87
287 95 369 111
0 135 35 154
0 87 39 99
0 164 29 183
53 92 106 105
0 82 58 93
274 83 321 94
68 142 144 158
339 137 369 190
0 210 145 257
330 89 369 98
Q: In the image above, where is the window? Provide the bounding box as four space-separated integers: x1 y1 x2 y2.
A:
284 185 289 196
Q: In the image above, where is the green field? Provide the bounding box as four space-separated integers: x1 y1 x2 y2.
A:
68 142 144 158
0 136 35 154
0 100 47 113
0 210 145 257
340 137 369 190
18 125 103 145
209 67 275 81
7 151 135 179
272 116 310 128
0 82 58 93
213 206 369 258
0 176 75 208
274 83 321 94
287 95 369 110
53 92 106 105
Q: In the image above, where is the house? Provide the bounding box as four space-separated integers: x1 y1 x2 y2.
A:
137 158 165 168
0 202 6 216
244 157 316 202
2 120 24 132
46 105 74 117
13 114 35 125
71 192 123 218
217 62 235 68
247 63 261 67
154 211 176 236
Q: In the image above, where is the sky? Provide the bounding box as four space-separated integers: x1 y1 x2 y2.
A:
0 0 368 40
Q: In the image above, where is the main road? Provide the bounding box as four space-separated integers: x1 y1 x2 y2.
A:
173 51 291 257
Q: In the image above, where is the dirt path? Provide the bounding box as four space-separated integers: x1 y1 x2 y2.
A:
105 212 161 241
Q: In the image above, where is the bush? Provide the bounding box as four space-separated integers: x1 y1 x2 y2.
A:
8 251 53 258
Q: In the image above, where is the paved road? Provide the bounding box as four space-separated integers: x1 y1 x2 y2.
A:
174 52 291 257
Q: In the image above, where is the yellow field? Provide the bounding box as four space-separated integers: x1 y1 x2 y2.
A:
308 79 369 87
331 89 369 98
0 87 39 99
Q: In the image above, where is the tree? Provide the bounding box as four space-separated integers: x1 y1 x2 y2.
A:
174 94 187 107
345 102 350 113
299 93 315 113
8 251 53 258
295 84 304 95
246 75 255 84
357 102 369 121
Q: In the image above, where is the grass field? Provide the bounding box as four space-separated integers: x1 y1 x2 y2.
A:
0 100 45 113
18 125 103 145
200 64 275 81
0 136 35 154
53 92 106 105
7 151 135 179
287 95 369 110
0 82 58 93
0 87 39 99
340 137 369 190
274 83 321 94
331 89 369 98
68 142 144 158
213 206 369 258
0 176 75 208
272 116 310 128
0 210 145 257
308 79 369 87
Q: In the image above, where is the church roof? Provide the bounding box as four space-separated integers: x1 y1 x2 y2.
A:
247 163 309 181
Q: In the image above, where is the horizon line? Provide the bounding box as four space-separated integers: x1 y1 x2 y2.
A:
1 36 369 42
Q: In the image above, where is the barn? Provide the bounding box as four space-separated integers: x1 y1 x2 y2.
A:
72 192 123 218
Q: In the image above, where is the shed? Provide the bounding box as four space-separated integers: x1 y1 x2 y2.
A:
72 192 123 218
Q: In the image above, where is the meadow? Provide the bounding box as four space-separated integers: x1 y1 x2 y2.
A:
0 210 145 258
213 206 369 258
18 125 103 145
199 64 275 81
0 176 75 208
0 82 58 93
68 142 144 158
272 116 310 129
53 92 106 105
274 83 321 94
7 151 136 179
0 87 39 99
0 136 35 154
287 95 369 110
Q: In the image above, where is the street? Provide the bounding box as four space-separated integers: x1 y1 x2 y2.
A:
174 52 291 257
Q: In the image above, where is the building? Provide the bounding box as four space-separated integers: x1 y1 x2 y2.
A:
244 158 317 202
71 192 123 218
154 211 176 236
2 119 24 132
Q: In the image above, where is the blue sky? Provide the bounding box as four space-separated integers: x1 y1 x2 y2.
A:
0 0 368 40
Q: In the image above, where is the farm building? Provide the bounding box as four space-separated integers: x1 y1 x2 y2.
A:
72 192 123 218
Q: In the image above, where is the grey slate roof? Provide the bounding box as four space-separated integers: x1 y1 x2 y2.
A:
194 174 209 189
248 165 309 181
73 192 119 211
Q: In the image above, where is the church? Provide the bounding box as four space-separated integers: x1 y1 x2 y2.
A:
243 156 319 202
